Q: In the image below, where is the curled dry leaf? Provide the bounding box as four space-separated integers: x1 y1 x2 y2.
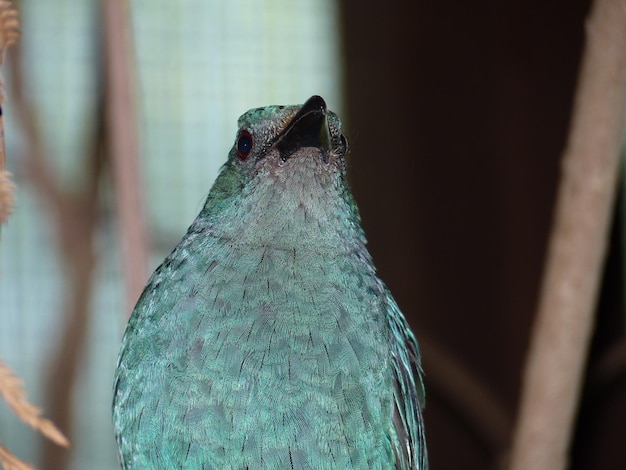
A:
0 360 70 448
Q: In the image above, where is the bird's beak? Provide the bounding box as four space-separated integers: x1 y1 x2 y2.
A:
275 95 332 160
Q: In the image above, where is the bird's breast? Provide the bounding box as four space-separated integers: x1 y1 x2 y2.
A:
116 239 396 467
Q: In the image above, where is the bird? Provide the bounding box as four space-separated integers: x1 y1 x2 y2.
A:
113 95 427 469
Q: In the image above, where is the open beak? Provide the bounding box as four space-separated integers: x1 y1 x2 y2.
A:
275 95 332 161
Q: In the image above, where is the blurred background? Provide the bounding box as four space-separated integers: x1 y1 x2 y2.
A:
1 0 624 469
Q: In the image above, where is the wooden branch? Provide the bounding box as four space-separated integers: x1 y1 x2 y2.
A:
509 0 626 468
102 0 149 315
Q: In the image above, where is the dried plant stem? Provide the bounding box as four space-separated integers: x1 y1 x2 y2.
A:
0 0 18 171
0 444 32 470
0 360 69 448
0 168 14 223
0 359 69 470
102 0 149 315
509 0 626 469
0 1 19 224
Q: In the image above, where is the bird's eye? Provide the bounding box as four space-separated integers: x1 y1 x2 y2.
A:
237 130 253 160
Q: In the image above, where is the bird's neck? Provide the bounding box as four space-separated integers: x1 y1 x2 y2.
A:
204 177 366 255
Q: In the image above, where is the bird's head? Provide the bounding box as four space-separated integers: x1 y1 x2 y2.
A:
233 94 347 169
199 96 364 251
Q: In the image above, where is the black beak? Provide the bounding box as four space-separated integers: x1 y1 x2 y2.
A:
275 95 332 160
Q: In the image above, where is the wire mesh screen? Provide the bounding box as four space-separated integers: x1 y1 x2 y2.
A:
0 1 342 468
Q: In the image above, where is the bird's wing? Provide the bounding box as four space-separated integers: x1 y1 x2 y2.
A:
386 293 428 470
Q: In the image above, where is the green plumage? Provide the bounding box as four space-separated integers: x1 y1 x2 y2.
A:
113 96 427 469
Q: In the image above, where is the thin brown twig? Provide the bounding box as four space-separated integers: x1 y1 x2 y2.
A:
509 0 626 468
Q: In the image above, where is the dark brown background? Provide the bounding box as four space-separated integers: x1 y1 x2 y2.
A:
339 0 625 468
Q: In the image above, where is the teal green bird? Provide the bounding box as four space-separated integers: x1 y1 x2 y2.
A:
113 96 427 469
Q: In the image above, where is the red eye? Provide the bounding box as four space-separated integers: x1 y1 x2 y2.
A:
237 130 253 159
